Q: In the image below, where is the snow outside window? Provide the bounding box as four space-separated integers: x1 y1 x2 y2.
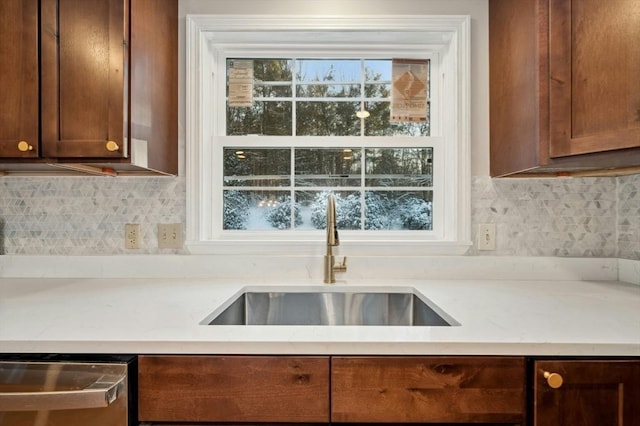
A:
185 16 471 255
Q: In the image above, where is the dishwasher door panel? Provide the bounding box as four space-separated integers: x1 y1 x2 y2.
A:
0 361 129 426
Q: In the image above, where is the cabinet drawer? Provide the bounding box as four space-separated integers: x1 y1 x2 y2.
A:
332 356 526 423
138 355 330 423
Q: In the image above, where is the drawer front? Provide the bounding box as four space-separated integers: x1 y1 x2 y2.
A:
533 360 640 426
332 356 526 423
139 355 330 423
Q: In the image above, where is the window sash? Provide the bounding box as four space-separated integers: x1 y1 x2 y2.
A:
216 51 440 138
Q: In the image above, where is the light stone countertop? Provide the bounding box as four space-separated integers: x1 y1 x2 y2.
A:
1 275 639 356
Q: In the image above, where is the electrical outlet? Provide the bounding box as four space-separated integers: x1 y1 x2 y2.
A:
158 223 183 249
125 224 141 249
477 223 496 251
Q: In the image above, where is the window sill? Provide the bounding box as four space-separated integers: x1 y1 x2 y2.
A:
185 239 472 256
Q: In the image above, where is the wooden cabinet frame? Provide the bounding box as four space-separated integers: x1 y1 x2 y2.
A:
0 0 178 175
489 0 640 177
41 0 127 159
0 0 39 159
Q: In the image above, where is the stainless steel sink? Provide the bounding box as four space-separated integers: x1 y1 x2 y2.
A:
202 288 457 326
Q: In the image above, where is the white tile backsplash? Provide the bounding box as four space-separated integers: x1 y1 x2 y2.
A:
0 175 638 259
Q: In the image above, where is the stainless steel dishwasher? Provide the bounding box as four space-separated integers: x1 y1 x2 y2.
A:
0 355 136 426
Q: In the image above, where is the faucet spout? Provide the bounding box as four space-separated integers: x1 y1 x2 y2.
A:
324 194 347 284
326 193 339 247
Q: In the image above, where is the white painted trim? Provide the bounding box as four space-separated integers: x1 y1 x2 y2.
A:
185 14 472 255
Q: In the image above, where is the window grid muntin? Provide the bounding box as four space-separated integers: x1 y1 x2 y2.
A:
225 55 433 137
222 146 434 232
217 49 441 237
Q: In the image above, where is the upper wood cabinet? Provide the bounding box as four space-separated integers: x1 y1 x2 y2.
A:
534 360 640 425
490 0 640 177
0 0 39 159
0 0 178 175
40 0 128 160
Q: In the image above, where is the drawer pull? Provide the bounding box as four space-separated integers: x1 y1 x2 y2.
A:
543 371 563 389
106 141 119 152
0 373 125 411
17 141 33 152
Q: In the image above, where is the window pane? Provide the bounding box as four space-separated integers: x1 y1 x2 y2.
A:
365 83 391 99
297 59 361 82
223 190 296 230
295 148 361 187
296 101 360 136
255 83 292 98
365 148 433 187
365 59 392 81
364 101 430 136
365 191 433 230
227 101 292 136
224 148 291 187
297 83 360 98
295 190 362 230
226 58 292 82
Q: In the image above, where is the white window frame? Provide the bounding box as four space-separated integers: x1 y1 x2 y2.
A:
185 15 471 256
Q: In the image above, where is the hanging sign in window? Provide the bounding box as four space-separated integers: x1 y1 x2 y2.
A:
390 58 428 122
228 60 254 107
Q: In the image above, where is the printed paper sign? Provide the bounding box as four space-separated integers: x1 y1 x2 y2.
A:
391 59 429 122
228 60 254 107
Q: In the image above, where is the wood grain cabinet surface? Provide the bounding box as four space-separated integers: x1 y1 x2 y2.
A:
0 0 39 159
138 355 527 425
489 0 640 177
534 360 640 426
0 0 177 175
331 356 526 424
138 355 330 423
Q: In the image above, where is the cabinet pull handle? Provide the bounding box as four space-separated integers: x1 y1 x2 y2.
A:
0 372 125 411
543 371 563 389
17 141 34 152
106 141 119 152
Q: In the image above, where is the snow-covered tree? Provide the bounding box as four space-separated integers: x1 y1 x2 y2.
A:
266 196 302 229
399 196 432 230
365 192 391 230
310 192 331 229
310 192 361 230
223 190 250 229
337 193 361 229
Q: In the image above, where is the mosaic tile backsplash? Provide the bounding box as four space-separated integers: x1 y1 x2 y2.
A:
0 175 638 259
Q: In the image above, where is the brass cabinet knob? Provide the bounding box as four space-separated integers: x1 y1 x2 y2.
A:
17 141 34 152
106 141 119 152
543 371 564 389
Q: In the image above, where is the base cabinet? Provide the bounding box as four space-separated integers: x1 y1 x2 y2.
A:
138 355 640 425
533 360 640 426
331 356 525 424
139 355 526 425
138 355 330 423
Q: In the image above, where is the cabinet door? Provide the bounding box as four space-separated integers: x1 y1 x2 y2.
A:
40 0 127 159
534 360 640 425
0 0 39 159
138 355 330 423
332 356 526 424
549 0 640 157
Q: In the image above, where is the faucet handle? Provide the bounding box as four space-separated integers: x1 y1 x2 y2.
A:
335 256 347 272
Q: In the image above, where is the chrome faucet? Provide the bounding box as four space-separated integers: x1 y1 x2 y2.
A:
324 194 347 283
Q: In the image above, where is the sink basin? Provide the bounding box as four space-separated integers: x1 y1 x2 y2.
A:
202 288 457 326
